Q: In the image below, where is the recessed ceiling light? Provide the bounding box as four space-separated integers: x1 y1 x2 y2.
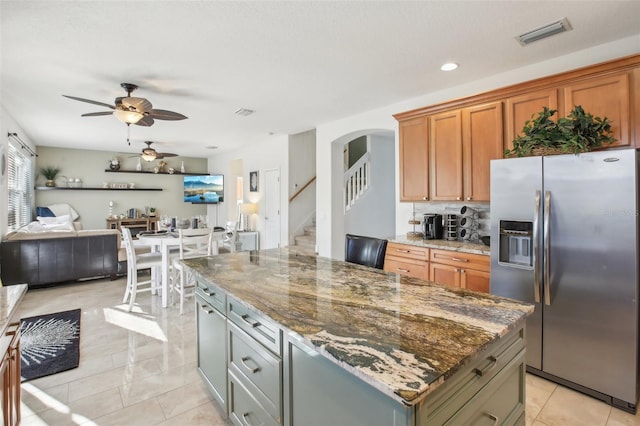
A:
441 62 458 71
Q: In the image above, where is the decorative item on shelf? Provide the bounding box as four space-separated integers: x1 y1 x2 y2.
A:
67 177 82 188
40 166 61 187
136 158 142 171
407 204 423 239
111 183 129 189
181 161 185 173
168 167 175 175
148 207 156 217
129 182 135 189
157 160 167 173
153 166 159 174
109 158 120 171
102 182 109 188
504 105 616 158
108 200 115 218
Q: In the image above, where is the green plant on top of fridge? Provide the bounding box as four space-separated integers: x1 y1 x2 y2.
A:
504 105 616 157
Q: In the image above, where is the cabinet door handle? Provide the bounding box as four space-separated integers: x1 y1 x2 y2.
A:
395 249 410 253
241 412 256 426
484 412 499 424
241 314 260 328
198 303 214 315
397 268 410 273
467 196 472 201
474 355 498 377
241 356 261 374
456 196 461 201
450 257 468 263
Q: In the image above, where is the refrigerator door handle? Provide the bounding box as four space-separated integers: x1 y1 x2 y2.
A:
544 191 551 306
533 190 541 303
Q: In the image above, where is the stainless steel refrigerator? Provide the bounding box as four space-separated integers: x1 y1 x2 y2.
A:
490 148 639 413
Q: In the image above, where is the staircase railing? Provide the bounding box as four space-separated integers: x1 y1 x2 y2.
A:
289 175 316 203
344 152 371 212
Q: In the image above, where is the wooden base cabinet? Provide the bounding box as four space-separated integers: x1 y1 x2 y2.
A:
430 249 490 293
383 242 429 280
1 321 20 426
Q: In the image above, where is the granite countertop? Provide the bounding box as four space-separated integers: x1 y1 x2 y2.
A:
388 235 490 256
0 284 28 333
183 248 532 406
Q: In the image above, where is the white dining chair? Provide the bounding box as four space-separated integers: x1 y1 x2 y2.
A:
121 227 163 312
170 228 214 314
220 220 239 253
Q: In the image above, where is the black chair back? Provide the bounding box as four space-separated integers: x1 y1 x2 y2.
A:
344 234 388 270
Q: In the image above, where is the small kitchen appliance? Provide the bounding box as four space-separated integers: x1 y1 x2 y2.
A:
423 214 443 240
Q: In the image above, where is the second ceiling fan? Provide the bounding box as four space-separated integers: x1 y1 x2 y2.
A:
137 141 178 162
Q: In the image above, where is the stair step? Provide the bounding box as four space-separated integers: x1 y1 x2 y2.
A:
303 226 316 237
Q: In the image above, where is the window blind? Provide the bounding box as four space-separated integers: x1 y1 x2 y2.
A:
7 143 33 231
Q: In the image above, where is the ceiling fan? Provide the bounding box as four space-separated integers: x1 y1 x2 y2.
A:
136 141 179 162
63 82 188 131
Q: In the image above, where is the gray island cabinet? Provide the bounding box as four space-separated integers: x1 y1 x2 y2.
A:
184 248 533 426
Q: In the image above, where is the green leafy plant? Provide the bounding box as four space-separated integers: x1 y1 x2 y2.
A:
39 166 60 180
504 106 616 157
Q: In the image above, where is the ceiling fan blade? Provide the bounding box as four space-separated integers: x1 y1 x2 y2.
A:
148 109 188 120
135 116 154 127
121 97 153 112
157 152 178 158
63 95 115 109
81 111 114 117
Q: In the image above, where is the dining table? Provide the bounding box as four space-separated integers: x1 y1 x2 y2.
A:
136 229 226 308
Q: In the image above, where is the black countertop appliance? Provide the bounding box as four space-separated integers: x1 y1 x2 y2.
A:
423 214 443 240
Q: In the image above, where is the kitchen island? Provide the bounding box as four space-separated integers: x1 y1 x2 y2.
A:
184 248 533 426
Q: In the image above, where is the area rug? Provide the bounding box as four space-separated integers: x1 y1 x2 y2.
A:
20 308 81 382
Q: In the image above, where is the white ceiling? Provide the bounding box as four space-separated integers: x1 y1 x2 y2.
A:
2 1 639 158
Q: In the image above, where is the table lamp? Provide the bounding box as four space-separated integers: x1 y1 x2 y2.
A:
240 203 258 231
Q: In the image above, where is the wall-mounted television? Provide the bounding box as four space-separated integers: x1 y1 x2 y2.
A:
184 174 224 204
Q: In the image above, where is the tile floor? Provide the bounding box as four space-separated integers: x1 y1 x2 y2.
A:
14 276 640 425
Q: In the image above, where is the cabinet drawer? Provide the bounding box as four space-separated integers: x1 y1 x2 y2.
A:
443 350 525 425
229 370 280 426
386 242 429 261
430 249 489 272
195 280 226 314
228 321 282 422
228 297 282 356
420 327 525 425
384 257 429 280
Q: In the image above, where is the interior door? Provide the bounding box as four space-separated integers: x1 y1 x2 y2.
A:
263 169 281 249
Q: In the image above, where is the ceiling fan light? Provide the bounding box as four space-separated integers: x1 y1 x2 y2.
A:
141 153 156 162
114 109 143 124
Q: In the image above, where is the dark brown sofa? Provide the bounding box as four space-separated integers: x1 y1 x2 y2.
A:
0 229 119 288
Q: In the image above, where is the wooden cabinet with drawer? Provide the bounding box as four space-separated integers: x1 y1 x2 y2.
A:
383 242 429 280
429 249 490 293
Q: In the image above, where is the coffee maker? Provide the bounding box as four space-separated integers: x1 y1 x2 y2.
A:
423 214 443 240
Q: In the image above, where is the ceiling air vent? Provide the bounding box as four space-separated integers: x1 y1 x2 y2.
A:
517 18 572 46
235 108 255 116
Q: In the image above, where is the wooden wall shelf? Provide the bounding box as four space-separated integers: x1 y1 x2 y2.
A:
104 169 209 176
35 186 162 191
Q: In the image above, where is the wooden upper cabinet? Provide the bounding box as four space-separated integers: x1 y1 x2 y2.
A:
563 73 630 147
505 89 559 152
399 117 429 201
462 102 503 202
430 110 463 201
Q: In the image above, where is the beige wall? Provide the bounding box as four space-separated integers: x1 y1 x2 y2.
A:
35 146 208 230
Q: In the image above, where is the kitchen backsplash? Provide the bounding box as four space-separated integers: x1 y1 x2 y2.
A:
408 202 490 243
